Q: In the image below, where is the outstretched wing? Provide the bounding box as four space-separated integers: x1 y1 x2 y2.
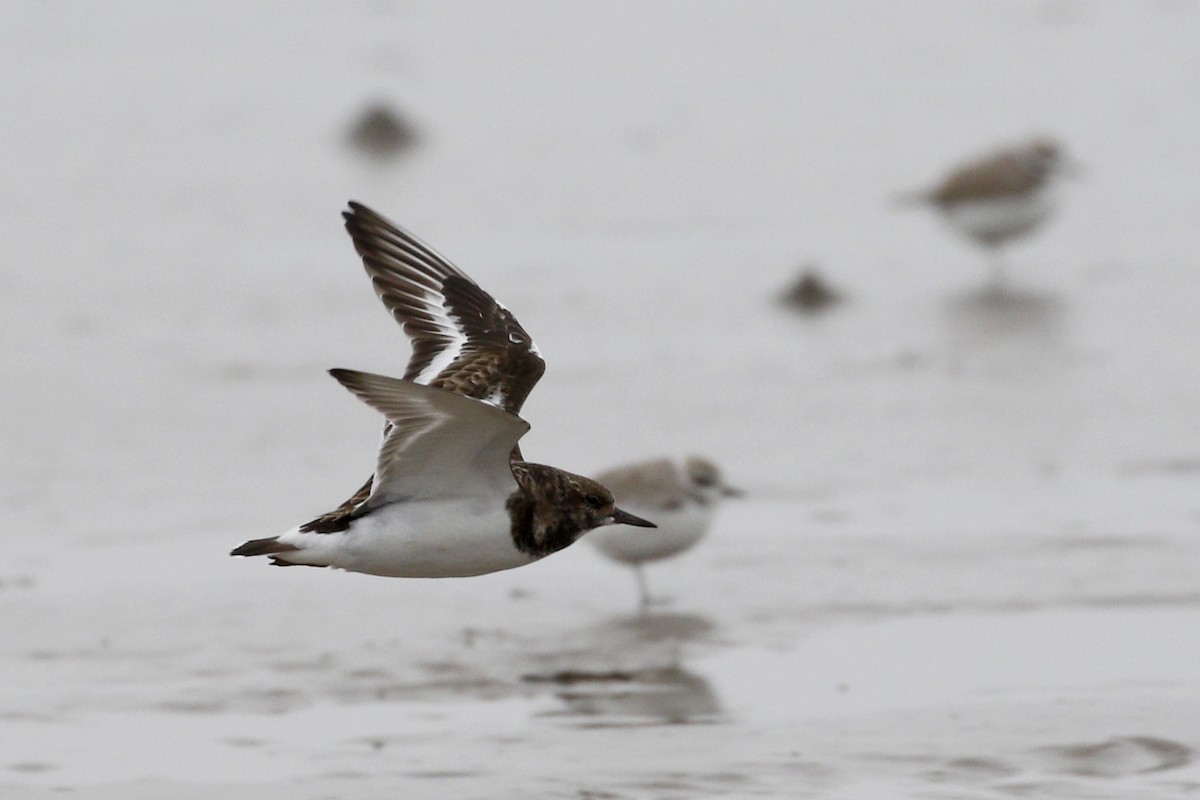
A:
342 202 546 415
327 369 529 505
301 203 546 534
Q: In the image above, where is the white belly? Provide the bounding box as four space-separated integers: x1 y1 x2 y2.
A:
942 190 1055 247
280 497 538 578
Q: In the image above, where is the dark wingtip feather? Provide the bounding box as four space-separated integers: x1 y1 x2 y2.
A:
327 368 378 399
343 201 378 233
344 200 390 227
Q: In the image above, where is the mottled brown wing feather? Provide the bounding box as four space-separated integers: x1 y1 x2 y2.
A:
341 202 546 411
438 275 546 411
299 476 374 533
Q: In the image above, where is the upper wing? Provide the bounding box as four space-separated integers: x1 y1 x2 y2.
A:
327 369 530 505
342 202 546 415
302 204 544 532
931 150 1038 205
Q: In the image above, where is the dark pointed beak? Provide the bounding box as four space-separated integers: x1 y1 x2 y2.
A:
721 484 744 498
610 507 656 528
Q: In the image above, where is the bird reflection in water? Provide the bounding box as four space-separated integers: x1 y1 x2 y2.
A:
531 665 721 727
523 611 720 726
942 285 1067 370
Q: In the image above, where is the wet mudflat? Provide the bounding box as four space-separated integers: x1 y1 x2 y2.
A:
2 514 1198 798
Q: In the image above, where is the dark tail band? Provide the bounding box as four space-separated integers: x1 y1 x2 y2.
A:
230 536 300 558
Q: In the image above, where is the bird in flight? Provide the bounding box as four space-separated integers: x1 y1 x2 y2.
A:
231 202 655 577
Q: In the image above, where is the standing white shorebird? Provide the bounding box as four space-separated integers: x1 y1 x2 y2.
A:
231 202 655 578
586 456 739 608
899 137 1074 287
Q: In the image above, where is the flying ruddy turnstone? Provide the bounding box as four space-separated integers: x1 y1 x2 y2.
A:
899 137 1074 284
231 202 655 577
586 456 739 607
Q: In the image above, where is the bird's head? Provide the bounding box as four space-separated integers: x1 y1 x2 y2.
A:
1025 137 1081 181
569 474 658 531
508 464 655 558
683 456 743 503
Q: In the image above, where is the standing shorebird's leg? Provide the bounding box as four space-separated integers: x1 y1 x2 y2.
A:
985 246 1009 295
634 564 652 612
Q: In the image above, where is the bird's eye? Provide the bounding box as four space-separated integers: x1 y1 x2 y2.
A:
584 494 605 508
